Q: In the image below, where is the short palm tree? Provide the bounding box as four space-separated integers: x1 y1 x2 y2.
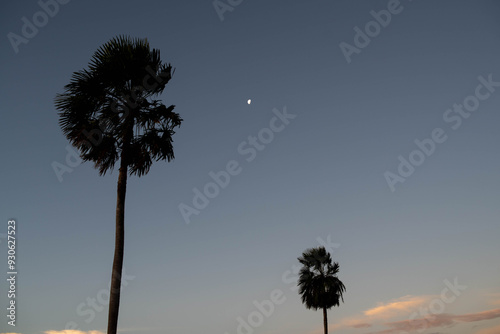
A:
55 35 182 334
297 246 346 334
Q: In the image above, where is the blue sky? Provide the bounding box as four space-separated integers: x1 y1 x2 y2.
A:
1 1 500 334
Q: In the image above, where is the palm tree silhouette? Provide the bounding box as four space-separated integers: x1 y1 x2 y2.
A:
297 246 346 334
55 35 182 334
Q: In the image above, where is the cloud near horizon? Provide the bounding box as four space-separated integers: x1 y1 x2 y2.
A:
366 308 500 334
44 330 104 334
363 295 432 320
328 295 434 332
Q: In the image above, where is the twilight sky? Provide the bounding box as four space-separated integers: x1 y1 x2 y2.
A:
1 1 500 334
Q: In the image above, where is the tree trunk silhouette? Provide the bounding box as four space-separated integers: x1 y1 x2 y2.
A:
107 128 131 334
323 306 328 334
107 158 127 334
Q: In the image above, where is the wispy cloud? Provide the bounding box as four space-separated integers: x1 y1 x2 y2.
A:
364 295 432 319
456 308 500 322
328 295 433 332
43 330 154 334
325 288 500 334
367 308 500 334
44 330 104 334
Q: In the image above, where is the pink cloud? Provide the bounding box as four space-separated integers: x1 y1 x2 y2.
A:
327 295 432 332
363 295 432 320
44 330 104 334
367 308 500 334
324 289 499 334
456 308 500 322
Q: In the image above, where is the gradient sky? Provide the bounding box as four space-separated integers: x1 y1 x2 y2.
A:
1 1 500 334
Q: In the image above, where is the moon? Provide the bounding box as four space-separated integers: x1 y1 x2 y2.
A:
247 99 251 105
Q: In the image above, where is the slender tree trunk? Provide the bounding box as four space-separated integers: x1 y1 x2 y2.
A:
323 306 328 334
107 149 129 334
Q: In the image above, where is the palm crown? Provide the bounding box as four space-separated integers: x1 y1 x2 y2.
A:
55 35 182 176
298 246 346 310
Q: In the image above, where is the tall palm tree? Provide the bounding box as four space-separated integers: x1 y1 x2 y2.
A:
297 246 346 334
55 35 182 334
